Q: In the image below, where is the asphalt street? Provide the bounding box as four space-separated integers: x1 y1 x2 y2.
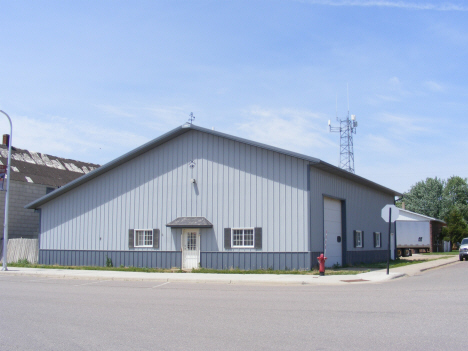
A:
0 261 466 350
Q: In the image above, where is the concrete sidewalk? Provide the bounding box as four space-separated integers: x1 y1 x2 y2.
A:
0 255 460 286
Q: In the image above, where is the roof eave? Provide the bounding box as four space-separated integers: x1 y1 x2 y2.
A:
310 160 402 197
398 208 446 223
25 123 402 208
25 125 190 209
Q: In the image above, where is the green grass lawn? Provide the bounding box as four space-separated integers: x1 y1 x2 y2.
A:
348 256 451 269
7 255 449 275
191 267 368 275
8 261 365 275
421 251 458 255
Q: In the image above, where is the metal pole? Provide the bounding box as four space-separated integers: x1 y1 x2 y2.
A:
1 110 12 271
387 207 391 275
324 230 328 257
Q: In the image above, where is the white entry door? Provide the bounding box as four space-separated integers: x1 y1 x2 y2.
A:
182 229 200 270
324 197 342 267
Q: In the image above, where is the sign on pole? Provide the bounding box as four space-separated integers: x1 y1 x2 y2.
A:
381 204 399 222
381 204 400 275
0 164 6 191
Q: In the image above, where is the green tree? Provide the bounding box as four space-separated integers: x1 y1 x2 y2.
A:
441 176 468 222
443 207 468 244
396 177 444 219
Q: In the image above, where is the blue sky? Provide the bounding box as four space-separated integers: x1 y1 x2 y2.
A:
0 0 467 194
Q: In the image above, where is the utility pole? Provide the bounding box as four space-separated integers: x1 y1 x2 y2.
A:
0 110 12 271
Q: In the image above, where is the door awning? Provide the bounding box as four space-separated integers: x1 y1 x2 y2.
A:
166 217 213 228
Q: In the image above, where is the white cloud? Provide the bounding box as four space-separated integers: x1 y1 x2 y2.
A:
5 114 147 164
143 106 190 131
374 94 401 102
235 106 336 157
361 134 404 155
377 112 433 136
424 80 446 92
95 104 189 132
96 105 136 118
389 77 400 86
296 0 468 11
358 155 468 193
430 22 468 45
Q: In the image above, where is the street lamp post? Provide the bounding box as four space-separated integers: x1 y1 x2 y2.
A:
1 110 12 271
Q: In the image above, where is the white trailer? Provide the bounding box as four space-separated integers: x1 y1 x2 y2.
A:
396 221 431 257
395 208 445 257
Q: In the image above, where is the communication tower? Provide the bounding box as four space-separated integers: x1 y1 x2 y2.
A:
328 96 358 173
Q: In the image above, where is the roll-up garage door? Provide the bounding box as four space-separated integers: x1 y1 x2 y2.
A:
324 197 342 267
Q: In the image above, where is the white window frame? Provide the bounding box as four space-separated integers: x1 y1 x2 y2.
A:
374 232 381 248
355 230 363 248
134 229 153 248
231 228 255 248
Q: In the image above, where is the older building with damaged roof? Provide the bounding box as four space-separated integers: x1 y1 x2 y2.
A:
0 134 99 240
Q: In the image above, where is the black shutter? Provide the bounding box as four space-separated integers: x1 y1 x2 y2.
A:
353 230 357 248
129 229 134 249
362 231 364 248
153 229 160 249
224 228 231 249
373 232 376 248
254 227 262 249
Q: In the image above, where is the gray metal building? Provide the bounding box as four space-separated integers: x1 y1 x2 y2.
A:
26 124 401 270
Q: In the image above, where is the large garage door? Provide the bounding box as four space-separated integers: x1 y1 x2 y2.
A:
324 197 342 267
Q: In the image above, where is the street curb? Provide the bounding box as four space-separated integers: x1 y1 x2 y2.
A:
0 270 340 285
419 259 459 272
0 268 400 286
390 273 407 279
0 257 458 286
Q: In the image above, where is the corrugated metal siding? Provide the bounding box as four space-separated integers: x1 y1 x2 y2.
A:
39 130 309 253
309 167 394 254
38 249 181 268
201 252 313 270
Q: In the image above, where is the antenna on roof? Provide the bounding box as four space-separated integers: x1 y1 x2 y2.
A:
188 112 195 125
335 95 338 121
347 83 350 115
328 85 359 174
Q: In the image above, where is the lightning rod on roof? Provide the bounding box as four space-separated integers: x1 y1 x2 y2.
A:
328 87 359 174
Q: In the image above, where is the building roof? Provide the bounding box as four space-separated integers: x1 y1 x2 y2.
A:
25 123 402 209
0 144 99 188
396 208 446 224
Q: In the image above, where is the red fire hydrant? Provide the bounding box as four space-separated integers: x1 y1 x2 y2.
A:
317 253 327 276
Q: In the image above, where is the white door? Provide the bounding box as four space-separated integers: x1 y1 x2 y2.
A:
324 197 342 267
182 229 200 270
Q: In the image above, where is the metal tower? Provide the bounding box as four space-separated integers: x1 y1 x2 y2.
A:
328 111 358 174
